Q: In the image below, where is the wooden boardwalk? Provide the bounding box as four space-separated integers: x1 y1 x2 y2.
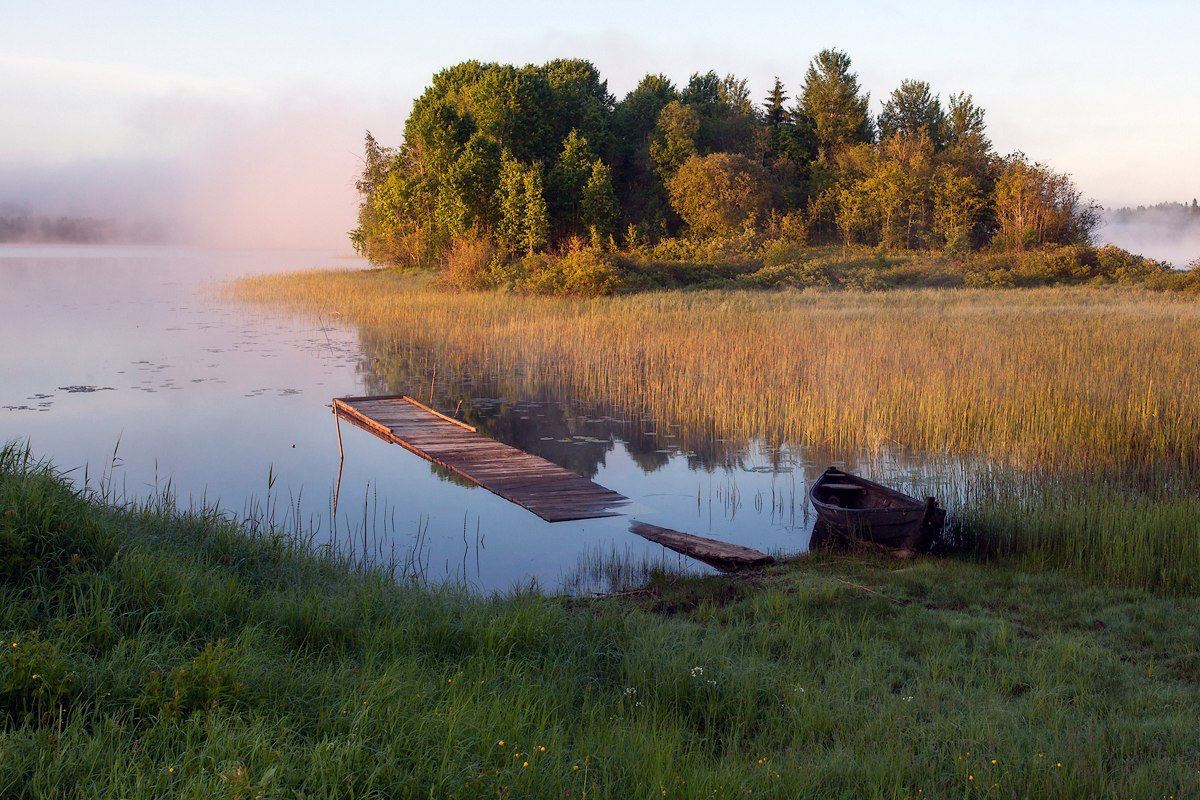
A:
630 521 775 571
333 395 628 522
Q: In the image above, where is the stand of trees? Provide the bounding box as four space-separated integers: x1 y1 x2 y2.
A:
352 51 1184 294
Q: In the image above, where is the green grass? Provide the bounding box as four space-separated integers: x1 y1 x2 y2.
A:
3 443 1198 798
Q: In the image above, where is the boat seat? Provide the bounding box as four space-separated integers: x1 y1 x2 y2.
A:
823 483 866 491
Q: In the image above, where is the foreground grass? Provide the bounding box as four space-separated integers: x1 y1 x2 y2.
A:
3 446 1199 798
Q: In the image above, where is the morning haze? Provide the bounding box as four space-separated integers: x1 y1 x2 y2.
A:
3 4 1199 798
2 1 1197 253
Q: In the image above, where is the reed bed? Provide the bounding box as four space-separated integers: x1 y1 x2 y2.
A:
232 272 1200 591
235 272 1200 473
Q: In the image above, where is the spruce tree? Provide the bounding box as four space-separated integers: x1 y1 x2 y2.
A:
763 77 791 161
879 80 948 148
495 155 527 255
580 159 619 242
797 48 873 158
523 168 550 255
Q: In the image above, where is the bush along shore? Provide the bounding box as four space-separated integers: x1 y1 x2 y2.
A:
350 53 1200 296
2 442 1199 798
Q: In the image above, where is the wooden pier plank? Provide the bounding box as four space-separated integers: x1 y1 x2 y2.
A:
629 521 775 572
333 395 628 522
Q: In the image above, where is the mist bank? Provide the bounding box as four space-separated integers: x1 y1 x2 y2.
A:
1097 202 1200 268
0 209 173 245
0 88 398 251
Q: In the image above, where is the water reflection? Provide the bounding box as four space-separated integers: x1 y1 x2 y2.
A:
1 245 968 595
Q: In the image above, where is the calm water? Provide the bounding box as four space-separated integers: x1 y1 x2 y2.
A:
0 245 945 592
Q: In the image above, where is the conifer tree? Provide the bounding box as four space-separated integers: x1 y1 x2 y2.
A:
495 155 528 255
879 80 947 148
797 49 873 158
523 168 550 254
580 159 619 242
547 130 594 234
763 77 791 161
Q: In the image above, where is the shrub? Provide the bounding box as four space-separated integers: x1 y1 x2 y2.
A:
516 245 624 297
440 233 498 291
1094 244 1172 283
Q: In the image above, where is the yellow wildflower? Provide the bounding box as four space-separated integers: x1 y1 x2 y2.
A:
522 761 529 769
497 740 505 748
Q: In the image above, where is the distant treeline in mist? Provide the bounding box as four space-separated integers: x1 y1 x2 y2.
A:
1100 201 1200 269
353 51 1197 294
0 211 170 244
1109 200 1200 224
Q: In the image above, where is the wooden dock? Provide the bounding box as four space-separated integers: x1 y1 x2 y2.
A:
333 395 628 522
630 521 775 571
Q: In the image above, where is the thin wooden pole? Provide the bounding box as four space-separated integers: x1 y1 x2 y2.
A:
333 405 345 462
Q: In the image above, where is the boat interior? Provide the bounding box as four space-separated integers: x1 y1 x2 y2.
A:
812 479 911 510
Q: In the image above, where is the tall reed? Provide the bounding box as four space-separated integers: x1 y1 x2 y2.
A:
234 273 1200 474
233 273 1200 591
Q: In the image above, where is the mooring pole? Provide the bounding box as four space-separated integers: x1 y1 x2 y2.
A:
332 447 344 520
333 405 345 462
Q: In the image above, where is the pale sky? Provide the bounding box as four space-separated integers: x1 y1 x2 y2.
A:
2 1 1197 246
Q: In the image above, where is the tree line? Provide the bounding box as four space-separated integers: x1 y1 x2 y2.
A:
351 51 1187 292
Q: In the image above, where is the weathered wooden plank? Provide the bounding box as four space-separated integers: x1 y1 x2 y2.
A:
333 395 628 522
629 521 774 572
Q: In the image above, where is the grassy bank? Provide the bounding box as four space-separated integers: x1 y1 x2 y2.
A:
441 240 1199 296
3 444 1199 798
233 274 1200 592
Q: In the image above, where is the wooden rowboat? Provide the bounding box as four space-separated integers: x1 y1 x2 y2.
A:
808 467 945 557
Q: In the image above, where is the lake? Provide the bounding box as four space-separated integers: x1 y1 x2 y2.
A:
1 245 946 592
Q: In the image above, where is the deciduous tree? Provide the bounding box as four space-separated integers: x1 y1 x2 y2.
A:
650 101 700 181
667 152 772 237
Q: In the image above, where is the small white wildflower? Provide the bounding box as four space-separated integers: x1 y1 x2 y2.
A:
690 666 704 677
623 686 637 697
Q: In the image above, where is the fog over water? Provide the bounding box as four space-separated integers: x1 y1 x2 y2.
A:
0 89 395 250
1097 205 1200 268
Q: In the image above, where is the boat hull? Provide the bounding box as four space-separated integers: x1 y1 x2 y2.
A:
808 468 945 556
